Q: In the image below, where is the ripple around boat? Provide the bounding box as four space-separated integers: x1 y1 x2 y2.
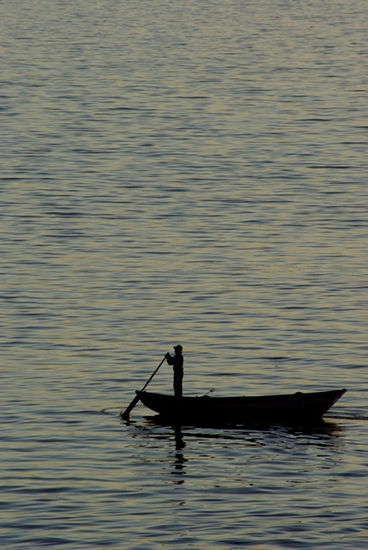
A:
136 389 347 425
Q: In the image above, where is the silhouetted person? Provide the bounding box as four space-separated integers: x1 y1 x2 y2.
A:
166 345 184 398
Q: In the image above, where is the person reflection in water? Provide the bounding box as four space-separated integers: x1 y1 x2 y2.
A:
165 345 184 398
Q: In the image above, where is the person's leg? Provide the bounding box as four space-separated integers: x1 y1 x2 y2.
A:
174 372 183 398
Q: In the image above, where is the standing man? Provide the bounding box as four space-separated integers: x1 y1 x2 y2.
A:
166 345 184 398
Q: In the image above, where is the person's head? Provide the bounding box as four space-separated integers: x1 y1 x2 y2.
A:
174 344 183 354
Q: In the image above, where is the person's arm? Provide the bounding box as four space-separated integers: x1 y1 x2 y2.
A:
165 352 174 365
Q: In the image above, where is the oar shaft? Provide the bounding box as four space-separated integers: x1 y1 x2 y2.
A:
140 357 166 392
121 356 166 420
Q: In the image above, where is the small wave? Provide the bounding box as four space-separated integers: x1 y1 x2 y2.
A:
329 415 368 421
101 406 122 415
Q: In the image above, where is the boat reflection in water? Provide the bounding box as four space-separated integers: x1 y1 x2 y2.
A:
144 412 345 486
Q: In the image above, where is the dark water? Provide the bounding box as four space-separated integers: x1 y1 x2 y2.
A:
1 0 367 547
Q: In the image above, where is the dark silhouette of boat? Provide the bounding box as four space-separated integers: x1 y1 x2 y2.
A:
137 388 346 425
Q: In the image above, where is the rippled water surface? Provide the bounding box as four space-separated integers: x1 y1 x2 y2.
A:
1 0 367 548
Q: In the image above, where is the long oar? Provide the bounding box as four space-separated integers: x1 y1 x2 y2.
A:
121 356 166 420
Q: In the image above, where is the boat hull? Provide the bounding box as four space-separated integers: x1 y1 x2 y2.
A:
137 389 346 425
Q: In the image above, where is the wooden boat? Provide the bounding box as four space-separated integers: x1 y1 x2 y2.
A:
137 388 346 425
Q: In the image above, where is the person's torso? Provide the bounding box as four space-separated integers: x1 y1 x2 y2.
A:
173 355 183 371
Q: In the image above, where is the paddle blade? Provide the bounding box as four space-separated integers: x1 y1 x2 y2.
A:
121 394 140 420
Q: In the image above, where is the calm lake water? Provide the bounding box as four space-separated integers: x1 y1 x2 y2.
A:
1 0 367 548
